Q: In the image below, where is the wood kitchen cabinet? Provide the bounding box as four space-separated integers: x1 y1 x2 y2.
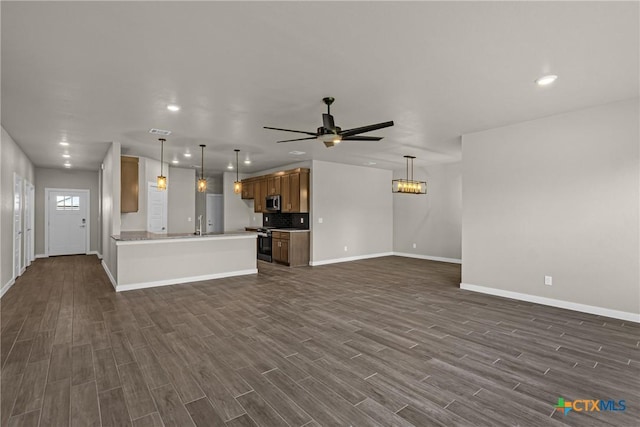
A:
272 231 309 267
267 176 281 196
253 179 267 213
281 170 309 213
121 156 139 213
241 178 254 199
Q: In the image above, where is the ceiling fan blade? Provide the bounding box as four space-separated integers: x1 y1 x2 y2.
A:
339 121 394 138
264 126 317 136
322 113 336 131
276 136 317 143
341 136 383 141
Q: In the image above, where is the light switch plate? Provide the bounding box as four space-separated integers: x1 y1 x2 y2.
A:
545 276 553 286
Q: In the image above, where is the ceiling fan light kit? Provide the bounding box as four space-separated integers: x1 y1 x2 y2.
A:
264 97 394 147
392 155 426 194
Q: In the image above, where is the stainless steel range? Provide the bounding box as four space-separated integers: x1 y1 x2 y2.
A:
257 227 274 262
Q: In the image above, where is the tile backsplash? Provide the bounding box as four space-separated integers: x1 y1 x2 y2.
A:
264 213 309 229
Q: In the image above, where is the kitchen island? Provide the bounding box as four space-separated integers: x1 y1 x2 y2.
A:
106 231 258 292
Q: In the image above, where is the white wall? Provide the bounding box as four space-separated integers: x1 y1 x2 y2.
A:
1 127 35 291
168 166 196 233
223 172 260 231
461 99 639 318
311 160 393 264
393 162 462 262
101 142 121 282
34 168 100 255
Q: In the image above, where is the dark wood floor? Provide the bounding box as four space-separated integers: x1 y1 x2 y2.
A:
1 255 638 426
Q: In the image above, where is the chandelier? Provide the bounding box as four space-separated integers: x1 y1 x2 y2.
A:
392 155 426 194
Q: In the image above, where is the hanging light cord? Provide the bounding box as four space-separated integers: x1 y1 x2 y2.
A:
235 149 240 181
201 145 205 179
160 138 165 175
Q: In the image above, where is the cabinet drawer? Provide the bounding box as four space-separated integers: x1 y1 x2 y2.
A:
272 231 283 239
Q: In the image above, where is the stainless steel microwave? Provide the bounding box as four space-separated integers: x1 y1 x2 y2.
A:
265 195 281 212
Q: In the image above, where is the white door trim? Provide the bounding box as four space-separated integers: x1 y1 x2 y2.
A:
44 188 91 256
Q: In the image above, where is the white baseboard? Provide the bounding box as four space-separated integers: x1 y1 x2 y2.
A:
460 283 640 323
115 269 258 292
87 251 103 259
310 252 394 266
35 254 47 259
1 278 16 298
393 252 462 264
101 260 117 290
19 267 26 276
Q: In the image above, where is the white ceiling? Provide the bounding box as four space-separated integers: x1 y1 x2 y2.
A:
2 1 638 174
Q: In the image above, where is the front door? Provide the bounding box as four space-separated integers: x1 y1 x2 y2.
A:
47 189 89 256
24 181 34 267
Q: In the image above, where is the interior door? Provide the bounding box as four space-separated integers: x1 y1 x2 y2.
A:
147 182 168 233
206 193 223 233
24 181 34 267
48 189 88 256
14 174 23 278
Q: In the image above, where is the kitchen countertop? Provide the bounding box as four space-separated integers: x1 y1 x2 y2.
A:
112 230 256 241
272 228 310 233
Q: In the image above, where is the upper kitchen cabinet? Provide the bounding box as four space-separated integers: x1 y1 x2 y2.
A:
282 169 309 213
121 156 139 213
267 176 281 196
241 167 309 213
254 178 267 213
241 178 255 199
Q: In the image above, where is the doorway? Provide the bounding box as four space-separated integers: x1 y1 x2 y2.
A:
45 188 90 256
147 182 168 233
24 180 35 268
206 193 223 233
13 174 23 278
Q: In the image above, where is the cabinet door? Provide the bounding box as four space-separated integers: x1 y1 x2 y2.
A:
280 174 291 212
281 240 289 265
121 157 139 213
259 180 268 212
289 172 300 212
267 176 281 196
272 238 281 262
299 171 309 213
241 179 254 199
253 180 262 212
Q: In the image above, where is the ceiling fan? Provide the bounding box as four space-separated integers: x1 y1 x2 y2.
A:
264 97 394 148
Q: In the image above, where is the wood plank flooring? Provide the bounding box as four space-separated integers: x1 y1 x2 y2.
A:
1 255 638 426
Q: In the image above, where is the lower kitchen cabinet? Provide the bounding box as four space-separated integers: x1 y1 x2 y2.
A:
272 231 309 267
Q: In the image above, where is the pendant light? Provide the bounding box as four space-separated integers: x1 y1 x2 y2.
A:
197 144 207 192
392 155 426 194
233 149 242 194
157 138 167 190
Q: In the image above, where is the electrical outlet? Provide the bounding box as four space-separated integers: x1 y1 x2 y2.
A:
265 217 269 222
545 276 553 286
344 246 348 252
300 218 304 223
188 217 192 222
318 218 323 224
412 243 417 249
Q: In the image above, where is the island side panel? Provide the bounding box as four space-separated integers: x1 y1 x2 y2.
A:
115 235 257 290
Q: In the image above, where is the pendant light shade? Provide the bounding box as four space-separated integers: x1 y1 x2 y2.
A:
157 138 167 190
197 144 207 192
233 149 242 194
392 155 426 194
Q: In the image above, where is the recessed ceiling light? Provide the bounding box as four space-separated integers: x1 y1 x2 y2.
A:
184 153 192 158
289 151 306 156
535 74 558 86
59 142 69 146
64 163 71 168
167 104 181 112
62 154 71 158
244 159 251 165
227 164 234 170
172 160 179 164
